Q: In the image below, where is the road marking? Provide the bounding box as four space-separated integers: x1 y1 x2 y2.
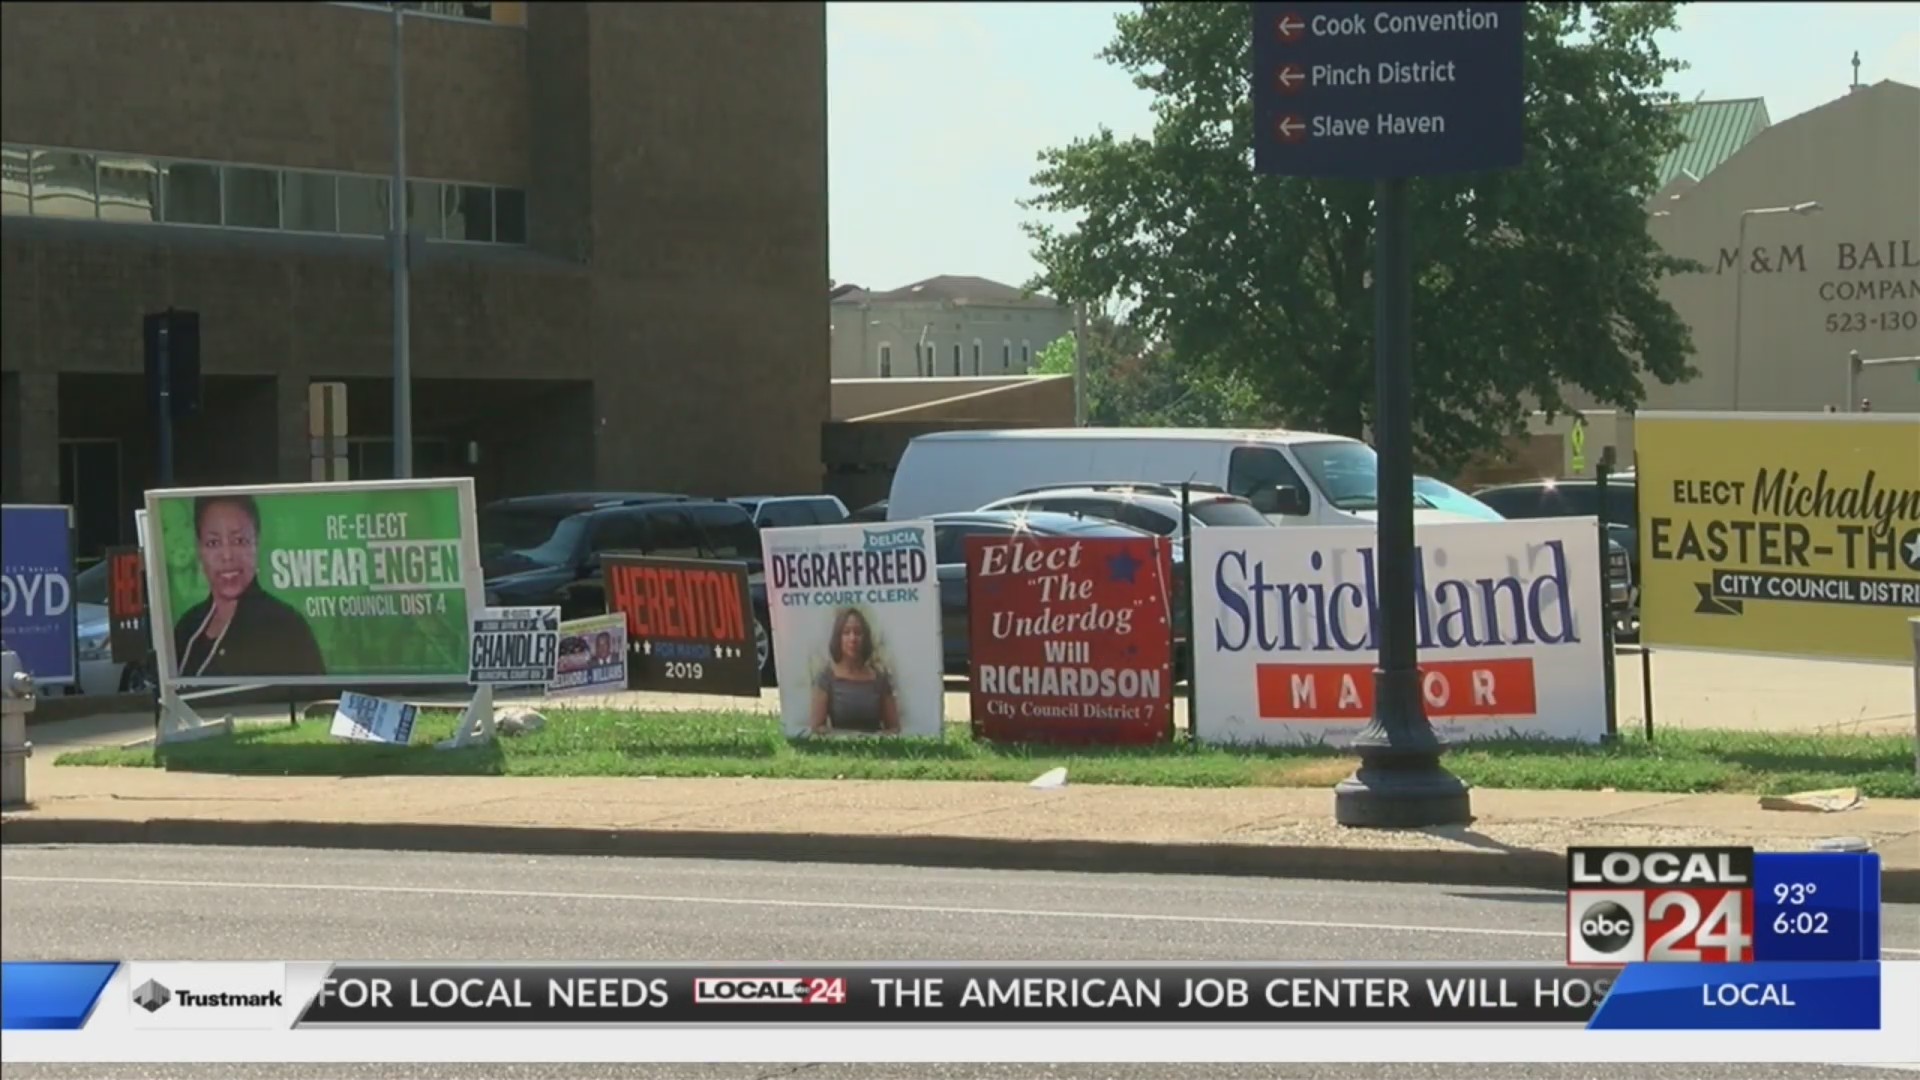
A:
3 873 1566 941
11 873 1917 955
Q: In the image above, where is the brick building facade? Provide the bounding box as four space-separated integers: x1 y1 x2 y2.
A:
0 2 828 555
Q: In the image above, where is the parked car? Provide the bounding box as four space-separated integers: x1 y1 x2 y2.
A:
1472 476 1642 636
977 483 1272 538
888 427 1486 527
849 499 889 523
728 494 850 529
1413 475 1504 522
927 510 1187 673
480 494 778 680
67 558 153 696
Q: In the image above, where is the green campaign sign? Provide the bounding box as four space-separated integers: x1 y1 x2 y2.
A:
145 479 483 686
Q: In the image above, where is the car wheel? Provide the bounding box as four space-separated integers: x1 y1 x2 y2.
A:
118 661 154 694
754 612 776 685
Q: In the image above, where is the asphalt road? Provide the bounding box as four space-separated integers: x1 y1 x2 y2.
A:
4 845 1917 1080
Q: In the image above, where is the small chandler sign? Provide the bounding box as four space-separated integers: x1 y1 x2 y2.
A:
964 534 1175 745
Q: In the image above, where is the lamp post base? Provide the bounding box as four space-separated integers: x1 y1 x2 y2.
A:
1333 671 1474 829
1334 761 1473 828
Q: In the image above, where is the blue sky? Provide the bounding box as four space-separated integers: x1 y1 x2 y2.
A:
826 2 1920 292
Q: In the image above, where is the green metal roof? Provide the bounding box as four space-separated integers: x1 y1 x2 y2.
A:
1656 97 1771 188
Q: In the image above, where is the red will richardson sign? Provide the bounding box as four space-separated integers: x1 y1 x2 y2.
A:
963 534 1175 745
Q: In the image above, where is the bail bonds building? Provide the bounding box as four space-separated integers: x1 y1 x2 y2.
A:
1641 80 1919 414
0 2 828 555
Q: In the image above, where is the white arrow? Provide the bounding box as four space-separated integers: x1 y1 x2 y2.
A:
642 640 653 655
1277 15 1305 37
1277 66 1304 88
1278 116 1306 139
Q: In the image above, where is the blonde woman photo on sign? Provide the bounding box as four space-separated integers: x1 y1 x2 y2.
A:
808 606 901 735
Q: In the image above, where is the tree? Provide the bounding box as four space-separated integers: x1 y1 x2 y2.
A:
1030 314 1272 427
1023 2 1700 470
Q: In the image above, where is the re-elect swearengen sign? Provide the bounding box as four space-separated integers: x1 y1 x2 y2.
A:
965 534 1174 745
1191 520 1608 746
0 504 77 685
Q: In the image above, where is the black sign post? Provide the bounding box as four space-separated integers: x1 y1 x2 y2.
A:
1251 3 1525 827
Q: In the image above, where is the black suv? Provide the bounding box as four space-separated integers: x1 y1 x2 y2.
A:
1473 475 1641 635
480 493 777 679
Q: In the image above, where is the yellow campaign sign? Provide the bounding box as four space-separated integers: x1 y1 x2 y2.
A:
1636 412 1920 662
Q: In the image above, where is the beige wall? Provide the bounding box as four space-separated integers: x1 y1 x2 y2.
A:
829 299 1073 379
1632 81 1919 414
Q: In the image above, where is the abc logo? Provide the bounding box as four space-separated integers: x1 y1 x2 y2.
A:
1578 900 1637 954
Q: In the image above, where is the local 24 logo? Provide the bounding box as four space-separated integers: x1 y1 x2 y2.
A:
1566 846 1756 965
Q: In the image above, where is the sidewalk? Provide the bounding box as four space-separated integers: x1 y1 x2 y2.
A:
7 726 1917 899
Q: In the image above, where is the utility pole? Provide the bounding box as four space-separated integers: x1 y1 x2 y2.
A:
390 1 414 479
1072 303 1088 426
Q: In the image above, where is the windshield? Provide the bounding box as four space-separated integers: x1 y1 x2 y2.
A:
1190 500 1271 528
701 515 763 563
1291 441 1437 511
479 509 587 570
1414 477 1505 521
72 559 110 606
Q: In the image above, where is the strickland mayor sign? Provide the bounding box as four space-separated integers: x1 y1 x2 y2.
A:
1190 520 1609 746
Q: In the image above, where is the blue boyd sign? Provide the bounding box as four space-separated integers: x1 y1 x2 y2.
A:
1250 2 1525 178
0 504 78 685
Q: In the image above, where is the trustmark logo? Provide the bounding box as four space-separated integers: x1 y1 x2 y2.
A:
125 963 289 1029
132 979 172 1013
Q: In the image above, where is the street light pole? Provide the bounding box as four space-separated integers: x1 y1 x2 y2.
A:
390 1 414 479
1732 201 1822 411
1072 302 1088 426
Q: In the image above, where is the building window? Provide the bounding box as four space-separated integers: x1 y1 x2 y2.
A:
1021 341 1031 368
1 142 526 246
951 343 961 376
97 156 159 223
338 1 525 26
31 149 96 218
495 187 527 244
879 343 893 378
337 175 387 236
223 165 280 229
283 171 337 233
445 184 493 242
1 146 28 215
972 340 982 376
407 180 444 239
1002 340 1012 370
161 162 221 225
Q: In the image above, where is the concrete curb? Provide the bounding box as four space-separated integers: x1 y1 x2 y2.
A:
6 815 1917 902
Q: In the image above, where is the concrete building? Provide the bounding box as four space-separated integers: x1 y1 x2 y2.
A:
828 275 1072 380
1 1 828 556
1638 79 1919 414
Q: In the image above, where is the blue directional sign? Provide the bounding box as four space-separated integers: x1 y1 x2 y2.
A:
1251 2 1525 178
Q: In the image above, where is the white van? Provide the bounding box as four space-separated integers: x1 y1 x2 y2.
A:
886 427 1481 526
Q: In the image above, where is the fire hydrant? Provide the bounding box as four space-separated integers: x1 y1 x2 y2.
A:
1 647 35 808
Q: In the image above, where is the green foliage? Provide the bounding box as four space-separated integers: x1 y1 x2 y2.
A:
1023 2 1701 469
1030 312 1277 427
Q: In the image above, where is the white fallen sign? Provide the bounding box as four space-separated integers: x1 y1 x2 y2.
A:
330 690 418 745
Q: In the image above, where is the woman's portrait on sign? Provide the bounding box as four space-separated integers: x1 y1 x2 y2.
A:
172 494 326 679
808 606 900 735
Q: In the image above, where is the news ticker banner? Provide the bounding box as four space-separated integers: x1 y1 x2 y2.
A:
0 961 1888 1033
1566 847 1881 965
